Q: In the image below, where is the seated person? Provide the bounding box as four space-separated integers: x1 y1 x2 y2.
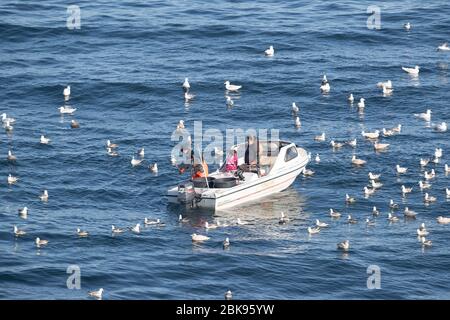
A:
192 154 209 179
225 147 238 172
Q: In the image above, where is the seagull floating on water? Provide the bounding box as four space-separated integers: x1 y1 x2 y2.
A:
223 237 230 249
131 156 143 167
291 102 299 114
111 225 125 234
131 223 141 234
182 78 190 91
204 221 218 229
401 185 413 195
40 135 51 145
421 237 432 247
88 288 103 300
107 147 118 157
402 65 419 76
434 122 447 132
225 290 233 300
144 218 163 226
347 215 358 224
396 164 408 174
388 213 399 222
224 81 242 92
404 22 412 31
374 142 389 151
59 106 76 114
1 113 15 124
320 75 330 93
418 181 431 190
150 163 158 173
404 207 417 218
348 93 354 103
7 150 16 162
357 98 365 109
314 132 325 141
437 42 450 51
364 186 375 196
352 155 366 166
346 193 356 204
184 91 195 102
424 192 437 203
294 116 301 128
330 140 344 149
337 240 350 251
35 237 49 247
264 45 274 56
445 164 450 174
372 206 380 216
368 172 381 180
366 218 376 227
18 207 28 216
361 130 380 139
7 174 18 185
414 109 431 121
226 96 234 107
76 228 89 237
106 140 118 149
435 148 443 158
417 228 429 237
63 85 71 100
279 212 289 224
14 225 26 237
370 180 383 189
389 199 399 210
329 208 341 218
437 216 450 224
420 158 430 167
70 120 80 128
316 219 328 228
308 226 321 234
315 154 320 163
191 233 210 242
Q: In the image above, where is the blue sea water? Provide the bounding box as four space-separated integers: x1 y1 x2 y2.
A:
0 0 449 299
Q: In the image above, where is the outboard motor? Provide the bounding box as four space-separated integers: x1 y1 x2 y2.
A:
177 181 195 204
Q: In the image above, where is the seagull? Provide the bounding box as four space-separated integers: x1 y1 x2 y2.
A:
434 122 447 132
294 116 301 128
70 120 80 128
370 180 383 189
1 113 15 124
39 190 49 202
303 168 315 176
377 80 393 89
347 215 358 224
290 102 300 115
446 164 450 174
106 140 118 148
368 172 381 180
372 206 380 216
404 207 417 218
402 65 420 76
421 237 432 247
420 158 430 167
314 132 325 141
330 140 344 148
424 170 435 180
226 96 234 107
392 124 402 133
315 154 320 163
337 240 350 251
357 98 365 109
144 218 163 226
76 228 89 237
184 91 195 101
59 106 76 114
224 81 242 92
374 142 389 151
404 22 411 31
417 228 429 237
389 199 399 210
316 219 328 228
18 207 28 216
107 148 118 157
225 290 233 300
414 109 431 121
223 237 230 249
88 288 103 299
361 130 380 139
382 128 395 137
149 163 158 173
329 208 341 218
35 237 49 247
279 212 289 224
191 233 210 242
435 148 443 158
131 223 141 234
264 45 274 56
346 193 356 204
182 78 190 91
7 174 18 185
388 213 399 222
137 148 144 158
401 185 413 195
347 139 357 148
437 42 450 51
179 214 189 223
352 155 366 166
382 85 393 95
131 156 143 167
348 93 354 103
308 226 321 234
6 150 17 161
364 186 376 196
418 181 431 190
419 223 427 231
40 135 51 145
204 221 218 229
320 80 330 93
424 193 436 203
446 188 450 198
437 216 450 224
366 218 376 227
111 225 125 234
14 225 26 236
63 85 71 100
396 165 408 174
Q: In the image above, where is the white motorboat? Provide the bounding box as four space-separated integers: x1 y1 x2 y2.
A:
167 140 309 210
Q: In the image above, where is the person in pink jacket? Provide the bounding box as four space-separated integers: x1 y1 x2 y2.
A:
225 147 238 172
